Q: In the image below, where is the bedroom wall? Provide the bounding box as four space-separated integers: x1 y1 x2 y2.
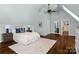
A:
0 4 43 24
33 10 51 35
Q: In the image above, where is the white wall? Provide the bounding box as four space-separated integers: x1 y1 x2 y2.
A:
0 4 42 24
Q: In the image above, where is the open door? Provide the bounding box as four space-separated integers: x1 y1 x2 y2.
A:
63 20 69 36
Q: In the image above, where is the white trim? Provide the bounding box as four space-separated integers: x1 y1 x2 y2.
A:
62 5 79 22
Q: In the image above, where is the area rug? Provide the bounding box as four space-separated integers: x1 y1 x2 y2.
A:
9 38 56 54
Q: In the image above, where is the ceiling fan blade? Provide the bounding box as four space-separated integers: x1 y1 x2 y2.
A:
48 4 57 13
51 10 56 12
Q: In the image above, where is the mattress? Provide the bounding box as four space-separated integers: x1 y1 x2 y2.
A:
9 38 56 54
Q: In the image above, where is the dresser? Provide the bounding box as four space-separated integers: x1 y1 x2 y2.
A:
2 33 13 43
0 33 17 54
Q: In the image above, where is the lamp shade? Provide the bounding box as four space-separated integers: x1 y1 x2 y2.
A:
5 25 11 29
27 25 31 28
5 25 11 33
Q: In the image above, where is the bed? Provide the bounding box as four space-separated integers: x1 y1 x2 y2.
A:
9 32 56 54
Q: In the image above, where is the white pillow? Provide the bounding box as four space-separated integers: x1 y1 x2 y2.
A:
13 32 40 45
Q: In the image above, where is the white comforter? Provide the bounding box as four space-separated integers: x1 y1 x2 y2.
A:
13 32 40 45
9 38 56 54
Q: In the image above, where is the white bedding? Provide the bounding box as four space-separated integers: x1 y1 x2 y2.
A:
13 32 40 45
9 38 56 54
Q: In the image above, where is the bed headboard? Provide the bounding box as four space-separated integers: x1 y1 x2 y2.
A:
15 27 25 33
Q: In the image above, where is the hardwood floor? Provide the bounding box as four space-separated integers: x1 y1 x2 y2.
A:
0 41 16 54
0 33 76 54
47 34 76 54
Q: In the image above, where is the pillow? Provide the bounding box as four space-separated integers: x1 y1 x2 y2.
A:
13 32 40 45
15 28 25 33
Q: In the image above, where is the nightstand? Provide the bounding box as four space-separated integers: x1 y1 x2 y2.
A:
26 27 32 32
2 33 13 43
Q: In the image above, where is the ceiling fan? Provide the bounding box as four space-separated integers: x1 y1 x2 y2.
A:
38 4 58 14
47 4 57 13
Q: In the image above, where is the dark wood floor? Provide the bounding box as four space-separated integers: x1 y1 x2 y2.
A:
46 33 76 54
0 41 17 54
0 33 76 54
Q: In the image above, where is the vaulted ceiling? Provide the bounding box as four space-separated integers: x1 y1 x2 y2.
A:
64 4 79 17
